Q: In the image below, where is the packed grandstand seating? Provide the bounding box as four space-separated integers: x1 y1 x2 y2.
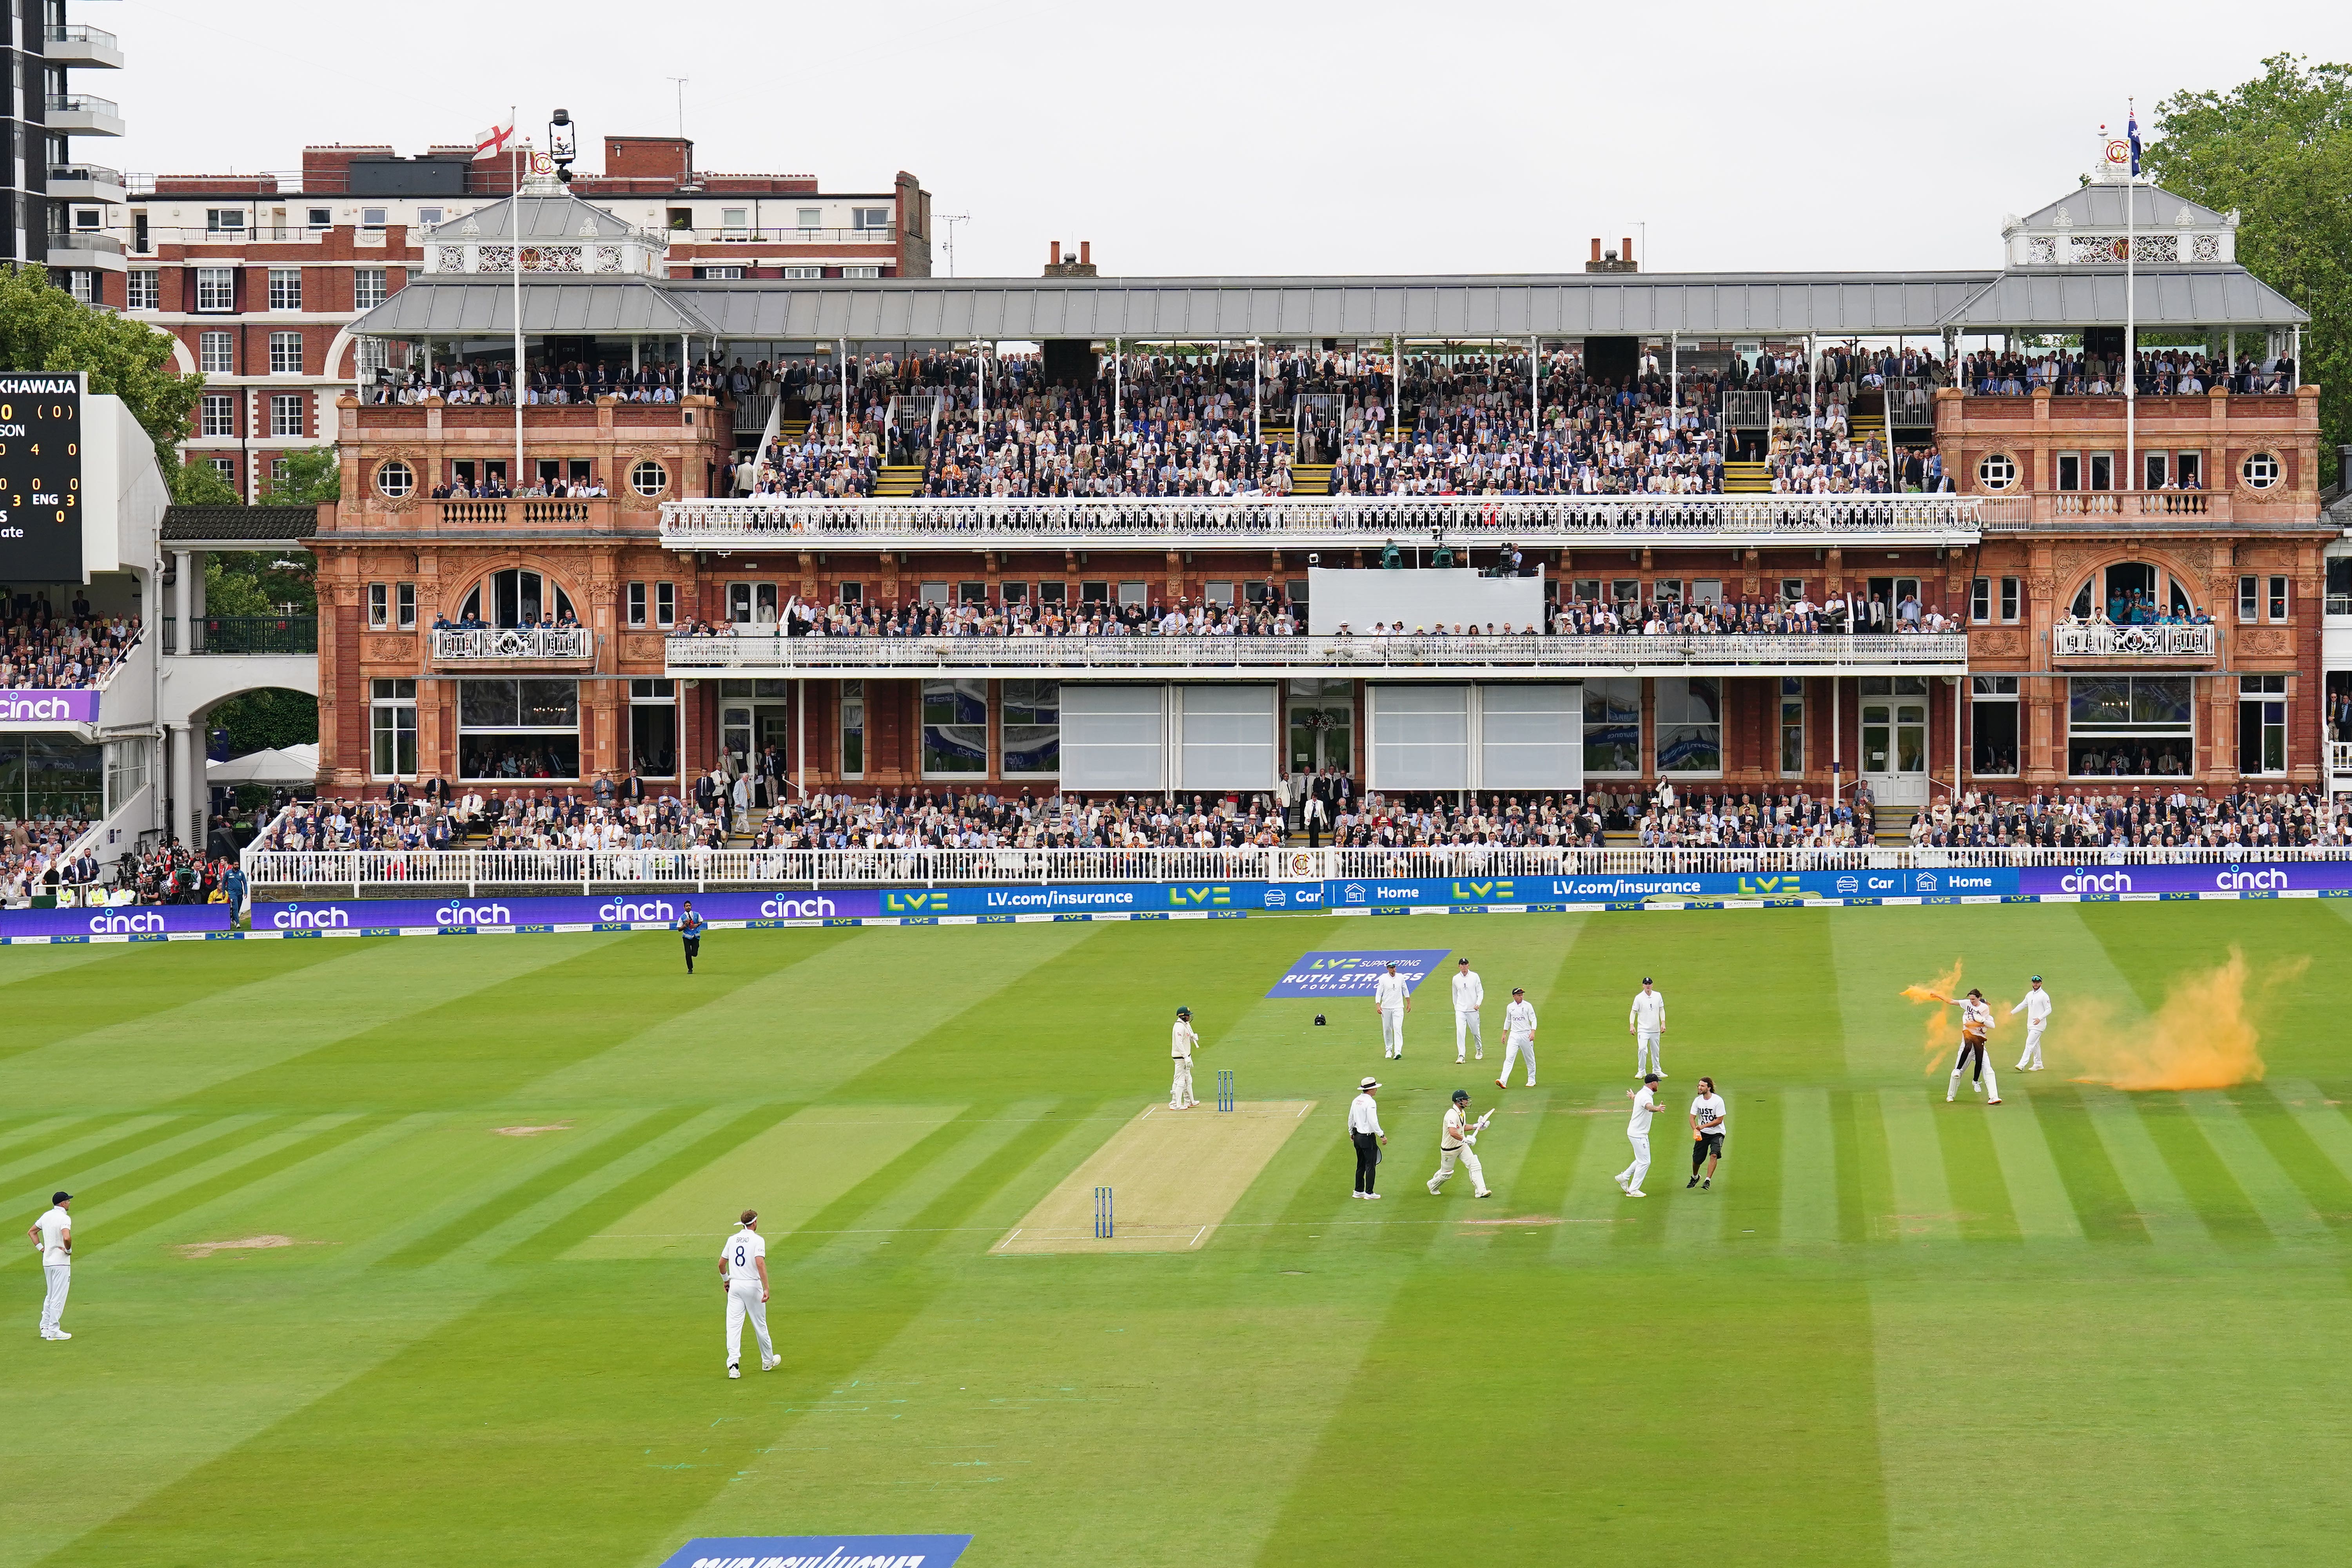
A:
369 356 719 408
1903 787 2352 849
2 817 96 902
248 786 739 854
1958 347 2297 399
0 604 142 689
664 584 1960 640
725 345 1956 501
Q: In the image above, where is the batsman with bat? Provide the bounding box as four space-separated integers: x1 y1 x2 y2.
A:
1428 1089 1494 1198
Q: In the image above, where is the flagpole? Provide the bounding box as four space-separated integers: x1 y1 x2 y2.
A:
2125 104 2136 500
512 106 525 490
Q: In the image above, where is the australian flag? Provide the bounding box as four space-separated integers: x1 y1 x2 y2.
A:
2127 108 2141 175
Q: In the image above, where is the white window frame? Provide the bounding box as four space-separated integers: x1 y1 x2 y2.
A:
126 270 160 310
200 393 236 439
204 208 248 236
1970 676 2021 778
627 582 647 628
194 267 235 312
1656 676 1724 777
1581 676 1643 778
840 264 881 280
367 582 389 629
354 267 388 309
1779 676 1805 777
655 583 676 628
370 678 418 780
269 392 305 438
198 331 234 374
839 679 866 779
269 331 303 375
2268 575 2290 622
267 267 302 311
782 265 822 280
397 583 417 630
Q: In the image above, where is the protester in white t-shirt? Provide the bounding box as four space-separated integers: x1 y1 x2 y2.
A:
1687 1078 1728 1190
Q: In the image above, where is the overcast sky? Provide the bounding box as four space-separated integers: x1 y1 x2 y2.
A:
107 0 2351 279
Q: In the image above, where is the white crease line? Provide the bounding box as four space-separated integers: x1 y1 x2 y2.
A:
1190 1225 1209 1248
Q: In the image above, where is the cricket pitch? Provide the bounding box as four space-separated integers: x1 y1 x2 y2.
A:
994 1100 1316 1254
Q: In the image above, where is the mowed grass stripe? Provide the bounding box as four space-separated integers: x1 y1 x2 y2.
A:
2084 1091 2216 1247
1981 1094 2086 1242
500 1105 803 1265
0 1114 98 1161
1715 1090 1782 1243
2033 1086 2152 1243
2180 1093 2327 1242
2131 1093 2269 1245
1878 1088 1960 1245
1779 1087 1837 1245
0 1114 186 1192
2242 1082 2352 1230
802 1102 1060 1265
1829 1088 1892 1245
0 942 348 1064
909 1099 1123 1257
69 1116 390 1261
770 1107 1007 1265
378 1106 701 1269
1933 1096 2022 1244
0 1117 299 1267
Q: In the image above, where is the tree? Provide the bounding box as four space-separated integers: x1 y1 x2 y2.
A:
171 459 242 506
0 263 204 477
262 445 341 504
2147 54 2352 486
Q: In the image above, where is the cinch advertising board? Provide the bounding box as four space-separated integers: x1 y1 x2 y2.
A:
2018 861 2352 897
0 904 232 938
0 689 99 724
1321 868 2019 907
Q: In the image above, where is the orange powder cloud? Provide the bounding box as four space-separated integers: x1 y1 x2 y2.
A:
2063 946 2305 1091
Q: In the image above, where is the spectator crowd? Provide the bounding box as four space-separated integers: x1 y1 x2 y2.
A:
0 595 141 690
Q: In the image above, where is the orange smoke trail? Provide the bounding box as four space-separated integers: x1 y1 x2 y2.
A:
1898 960 1965 1075
2065 946 2305 1091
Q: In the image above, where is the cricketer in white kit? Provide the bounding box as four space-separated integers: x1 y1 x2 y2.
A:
1428 1090 1491 1197
719 1210 777 1378
1496 989 1538 1088
1616 1075 1661 1196
1629 978 1667 1077
1372 962 1412 1059
2011 976 2053 1071
1170 1005 1200 1109
30 1192 71 1341
1451 958 1485 1063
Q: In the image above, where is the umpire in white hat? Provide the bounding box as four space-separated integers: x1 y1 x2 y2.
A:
1348 1076 1387 1199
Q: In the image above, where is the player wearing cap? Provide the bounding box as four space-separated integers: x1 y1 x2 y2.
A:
1427 1089 1492 1198
719 1209 778 1379
1686 1077 1727 1189
1348 1076 1387 1198
1450 957 1485 1064
29 1191 71 1341
1940 988 2002 1105
1169 1005 1200 1110
679 902 707 975
2011 976 2053 1071
1495 987 1538 1089
1629 977 1667 1078
1616 1074 1661 1197
1372 961 1412 1060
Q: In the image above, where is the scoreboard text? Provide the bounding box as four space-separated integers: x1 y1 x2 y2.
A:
0 374 83 581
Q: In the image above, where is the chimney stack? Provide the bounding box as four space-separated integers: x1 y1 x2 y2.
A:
1584 237 1638 274
1590 238 1601 263
1623 236 1635 267
1051 241 1062 266
1042 240 1100 278
1079 240 1091 266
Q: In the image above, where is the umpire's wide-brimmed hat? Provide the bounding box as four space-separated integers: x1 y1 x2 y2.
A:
1360 1076 1381 1089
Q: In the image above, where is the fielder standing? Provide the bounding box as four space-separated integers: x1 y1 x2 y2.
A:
1427 1089 1492 1198
719 1208 777 1379
29 1191 70 1341
1686 1077 1727 1190
2011 976 2053 1072
1372 960 1412 1060
1348 1076 1387 1199
679 901 707 975
1629 976 1667 1078
1942 988 2002 1105
1616 1074 1661 1197
1169 1005 1200 1110
1451 956 1485 1064
1495 986 1538 1089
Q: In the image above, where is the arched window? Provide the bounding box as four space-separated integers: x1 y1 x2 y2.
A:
456 569 577 628
1975 452 2017 490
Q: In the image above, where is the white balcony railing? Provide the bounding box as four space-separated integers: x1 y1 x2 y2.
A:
241 841 2352 892
661 494 2001 551
664 632 1969 675
2053 624 2219 658
2332 739 2350 776
430 627 593 662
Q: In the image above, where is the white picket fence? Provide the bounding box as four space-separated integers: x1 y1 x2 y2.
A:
241 841 2352 893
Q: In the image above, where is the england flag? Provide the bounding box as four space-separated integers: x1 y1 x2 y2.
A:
473 117 516 161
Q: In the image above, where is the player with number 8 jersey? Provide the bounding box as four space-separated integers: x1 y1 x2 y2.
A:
719 1209 777 1379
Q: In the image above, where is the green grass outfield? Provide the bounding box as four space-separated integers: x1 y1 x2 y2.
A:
5 901 2352 1566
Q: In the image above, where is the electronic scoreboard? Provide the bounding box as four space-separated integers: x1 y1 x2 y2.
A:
0 373 84 581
